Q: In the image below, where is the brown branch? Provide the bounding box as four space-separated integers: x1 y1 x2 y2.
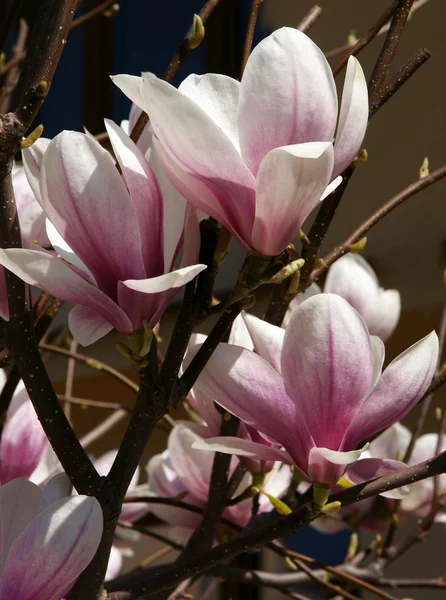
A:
369 47 431 117
332 1 398 76
307 164 446 288
130 0 222 143
368 0 415 102
240 0 263 77
70 0 117 30
297 5 322 33
0 18 28 113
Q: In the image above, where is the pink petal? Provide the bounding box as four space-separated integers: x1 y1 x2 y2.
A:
105 545 123 581
122 264 207 294
0 496 102 600
179 73 240 150
242 312 284 372
68 305 115 346
39 474 73 511
0 248 132 334
0 478 41 569
12 166 48 246
252 142 334 256
191 436 292 464
0 388 48 483
308 446 366 485
333 57 369 178
371 290 401 342
346 458 411 499
228 313 254 350
105 119 164 277
40 131 146 294
238 27 337 176
368 422 411 461
21 138 51 206
187 387 221 435
282 293 374 450
344 331 439 448
283 283 322 328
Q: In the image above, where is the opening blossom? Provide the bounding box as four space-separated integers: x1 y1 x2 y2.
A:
0 475 102 599
0 122 206 345
113 27 368 257
284 254 401 341
190 294 438 487
146 423 291 540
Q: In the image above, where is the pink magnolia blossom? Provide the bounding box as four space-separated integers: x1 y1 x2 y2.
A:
113 27 368 256
189 294 438 486
0 474 102 599
0 371 59 485
146 423 291 540
284 254 401 340
0 124 206 345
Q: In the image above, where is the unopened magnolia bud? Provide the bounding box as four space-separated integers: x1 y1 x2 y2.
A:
214 227 231 264
115 342 133 359
298 229 311 246
347 30 358 46
419 157 429 179
285 557 298 570
104 3 119 16
435 407 442 420
353 148 368 167
321 501 341 514
349 236 367 254
0 52 5 69
20 124 44 149
189 14 205 49
35 80 48 97
269 259 305 284
346 532 359 561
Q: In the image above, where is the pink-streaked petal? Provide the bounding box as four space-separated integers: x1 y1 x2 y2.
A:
68 305 115 346
228 313 254 350
333 57 368 178
369 335 385 393
123 264 207 294
105 545 123 581
40 131 146 293
191 436 293 464
148 145 187 272
369 422 411 461
238 27 337 176
411 433 446 466
187 387 221 435
0 248 133 335
346 458 411 499
179 204 201 269
105 119 164 277
12 166 48 246
179 73 240 150
282 283 322 328
39 474 73 511
168 424 215 502
0 478 41 569
45 219 94 279
191 343 303 452
282 293 374 449
241 312 284 372
0 496 103 600
0 391 48 484
29 445 62 486
21 138 51 206
308 446 366 485
252 142 334 256
344 331 439 448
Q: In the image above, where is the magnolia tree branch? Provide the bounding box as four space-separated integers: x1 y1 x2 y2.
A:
240 0 263 76
0 0 105 500
307 164 446 288
107 450 446 598
368 0 415 101
297 5 323 34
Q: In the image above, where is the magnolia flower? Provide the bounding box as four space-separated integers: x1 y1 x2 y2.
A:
0 371 59 485
0 123 206 345
113 27 368 257
284 254 401 340
146 423 291 540
0 475 102 599
190 294 438 487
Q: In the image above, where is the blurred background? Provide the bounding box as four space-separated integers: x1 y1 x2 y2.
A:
4 0 446 597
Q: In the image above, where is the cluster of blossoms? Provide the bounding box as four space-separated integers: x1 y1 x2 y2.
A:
0 25 442 597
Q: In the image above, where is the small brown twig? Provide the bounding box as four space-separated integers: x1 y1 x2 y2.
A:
307 164 446 288
0 18 28 113
297 4 323 34
130 0 223 143
368 0 415 102
240 0 263 77
63 337 77 420
70 0 117 30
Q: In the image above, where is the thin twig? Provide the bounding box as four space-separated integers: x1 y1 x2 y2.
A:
63 338 77 419
0 18 28 113
297 5 322 34
70 0 117 30
240 0 263 77
308 164 446 288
